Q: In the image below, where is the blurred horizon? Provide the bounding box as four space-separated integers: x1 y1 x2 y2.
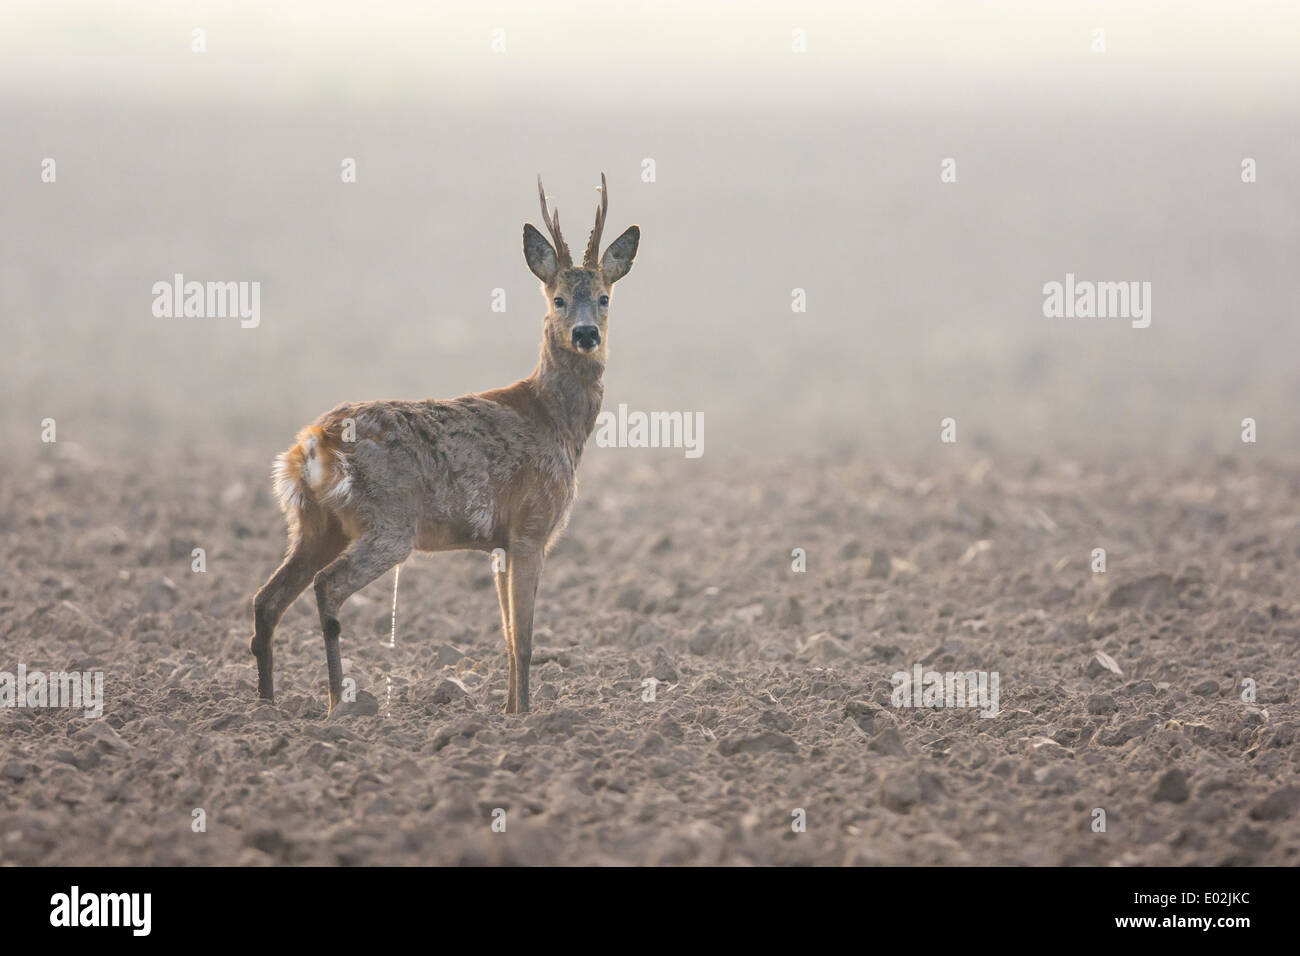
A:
3 1 1298 464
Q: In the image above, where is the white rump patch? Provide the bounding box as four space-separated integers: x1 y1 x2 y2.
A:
303 433 323 487
271 453 305 512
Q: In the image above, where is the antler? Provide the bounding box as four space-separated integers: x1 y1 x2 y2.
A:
582 173 608 270
537 175 573 269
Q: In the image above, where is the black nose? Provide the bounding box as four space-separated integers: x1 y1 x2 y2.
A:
572 326 600 350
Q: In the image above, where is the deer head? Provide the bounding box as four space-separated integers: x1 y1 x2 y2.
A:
523 173 640 359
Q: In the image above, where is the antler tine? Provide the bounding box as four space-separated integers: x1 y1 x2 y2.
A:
537 175 572 268
583 172 608 270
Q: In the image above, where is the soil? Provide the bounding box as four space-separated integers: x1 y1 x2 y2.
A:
3 445 1297 865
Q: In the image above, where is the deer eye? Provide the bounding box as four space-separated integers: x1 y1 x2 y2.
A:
553 297 566 309
599 295 609 306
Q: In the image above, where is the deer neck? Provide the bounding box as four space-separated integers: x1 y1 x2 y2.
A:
530 333 605 458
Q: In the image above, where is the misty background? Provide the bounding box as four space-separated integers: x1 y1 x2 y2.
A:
3 0 1297 465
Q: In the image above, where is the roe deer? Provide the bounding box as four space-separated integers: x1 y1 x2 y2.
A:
250 174 639 715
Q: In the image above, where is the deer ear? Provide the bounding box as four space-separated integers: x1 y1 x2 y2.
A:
600 226 640 284
523 224 559 283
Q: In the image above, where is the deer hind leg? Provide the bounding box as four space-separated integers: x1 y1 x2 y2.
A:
494 567 516 712
251 508 347 701
505 546 543 715
313 529 414 715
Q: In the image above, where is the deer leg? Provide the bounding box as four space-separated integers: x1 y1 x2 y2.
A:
313 530 413 715
506 548 542 714
494 565 517 712
250 511 346 701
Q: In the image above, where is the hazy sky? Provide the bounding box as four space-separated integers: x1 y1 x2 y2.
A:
4 2 1297 460
3 1 1297 110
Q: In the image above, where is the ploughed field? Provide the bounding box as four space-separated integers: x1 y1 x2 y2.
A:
2 445 1298 865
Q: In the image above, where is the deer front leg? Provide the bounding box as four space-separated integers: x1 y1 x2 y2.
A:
505 548 542 715
494 565 516 712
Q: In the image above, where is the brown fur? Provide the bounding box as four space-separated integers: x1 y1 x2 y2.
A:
250 175 640 715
